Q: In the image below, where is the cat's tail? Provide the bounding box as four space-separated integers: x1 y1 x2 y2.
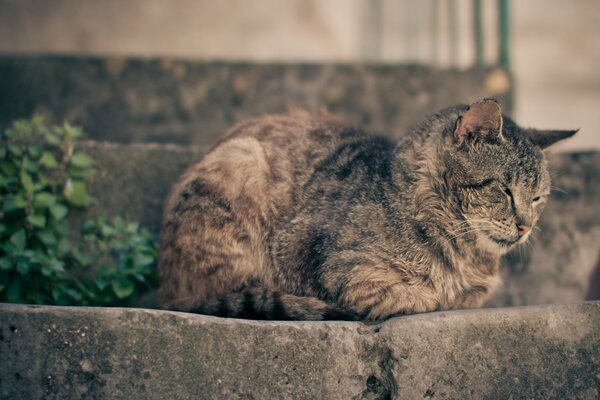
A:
188 286 357 321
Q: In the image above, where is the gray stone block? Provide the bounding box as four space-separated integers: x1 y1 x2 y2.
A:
0 56 512 145
1 302 598 399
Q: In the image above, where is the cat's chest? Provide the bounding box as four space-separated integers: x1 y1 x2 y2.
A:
433 257 501 309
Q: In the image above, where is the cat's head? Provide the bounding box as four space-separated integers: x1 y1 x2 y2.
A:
441 99 577 255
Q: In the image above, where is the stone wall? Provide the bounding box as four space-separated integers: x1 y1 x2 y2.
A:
0 56 512 146
1 302 598 399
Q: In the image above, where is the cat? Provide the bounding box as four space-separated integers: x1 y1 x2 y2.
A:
157 99 577 321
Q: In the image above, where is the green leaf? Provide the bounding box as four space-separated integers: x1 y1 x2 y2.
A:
7 144 23 156
72 250 92 267
3 193 27 212
28 145 43 159
70 153 94 169
16 260 31 274
0 257 14 271
67 165 96 179
65 288 83 302
95 276 109 291
114 216 125 231
57 238 70 255
44 132 61 146
49 258 65 273
134 253 155 268
10 229 26 252
40 151 59 168
22 157 39 173
33 192 57 208
111 278 135 299
27 214 46 228
100 224 115 237
64 179 91 207
63 123 83 139
50 204 69 221
0 161 17 176
36 230 57 245
20 170 34 194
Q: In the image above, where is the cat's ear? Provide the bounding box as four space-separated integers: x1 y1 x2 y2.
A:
526 128 579 150
454 99 504 143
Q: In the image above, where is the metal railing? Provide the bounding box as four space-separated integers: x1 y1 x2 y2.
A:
362 0 511 71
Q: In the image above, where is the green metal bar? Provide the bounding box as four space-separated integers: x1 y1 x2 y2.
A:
473 0 484 65
498 0 511 71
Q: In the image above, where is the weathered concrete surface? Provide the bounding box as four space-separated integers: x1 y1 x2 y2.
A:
0 55 512 146
74 141 203 235
76 142 600 307
0 302 598 399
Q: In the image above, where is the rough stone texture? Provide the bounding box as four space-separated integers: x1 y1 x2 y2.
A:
1 302 598 399
76 141 600 307
0 55 512 146
74 141 203 236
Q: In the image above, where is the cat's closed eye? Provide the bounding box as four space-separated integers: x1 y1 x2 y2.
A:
503 187 514 202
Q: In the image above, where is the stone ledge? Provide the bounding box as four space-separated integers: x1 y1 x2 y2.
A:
0 55 512 145
1 302 599 399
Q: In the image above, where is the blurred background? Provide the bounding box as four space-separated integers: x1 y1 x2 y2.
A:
0 0 598 150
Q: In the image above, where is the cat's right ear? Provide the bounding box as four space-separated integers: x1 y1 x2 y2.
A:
454 99 504 144
526 128 579 150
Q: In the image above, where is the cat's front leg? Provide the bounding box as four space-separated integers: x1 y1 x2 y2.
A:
327 260 439 321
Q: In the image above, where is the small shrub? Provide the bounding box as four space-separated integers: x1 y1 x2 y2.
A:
0 117 157 306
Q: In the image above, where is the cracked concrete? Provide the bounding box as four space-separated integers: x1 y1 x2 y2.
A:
1 302 599 399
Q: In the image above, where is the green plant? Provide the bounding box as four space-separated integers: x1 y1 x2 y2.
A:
0 117 157 306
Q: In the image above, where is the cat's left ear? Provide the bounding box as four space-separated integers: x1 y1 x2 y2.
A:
454 98 504 143
526 128 579 150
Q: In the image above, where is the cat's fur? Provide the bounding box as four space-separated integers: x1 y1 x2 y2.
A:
158 99 576 320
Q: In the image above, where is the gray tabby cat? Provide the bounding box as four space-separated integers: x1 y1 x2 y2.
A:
158 99 576 321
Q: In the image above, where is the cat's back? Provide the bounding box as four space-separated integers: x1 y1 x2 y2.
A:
164 111 359 216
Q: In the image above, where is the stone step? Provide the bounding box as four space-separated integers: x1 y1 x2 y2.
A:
1 302 598 399
78 141 600 308
0 55 512 145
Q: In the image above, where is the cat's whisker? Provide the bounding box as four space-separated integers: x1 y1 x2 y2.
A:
447 221 494 233
532 225 545 241
445 226 490 238
551 185 567 195
447 228 489 241
518 243 524 262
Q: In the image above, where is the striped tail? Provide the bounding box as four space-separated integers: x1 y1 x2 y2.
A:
191 286 357 321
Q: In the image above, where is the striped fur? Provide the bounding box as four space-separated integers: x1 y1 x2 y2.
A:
158 100 576 320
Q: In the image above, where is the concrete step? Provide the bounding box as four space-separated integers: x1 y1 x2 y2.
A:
78 141 600 308
1 302 598 399
0 55 512 145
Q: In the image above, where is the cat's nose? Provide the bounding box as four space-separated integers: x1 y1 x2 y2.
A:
517 224 531 236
